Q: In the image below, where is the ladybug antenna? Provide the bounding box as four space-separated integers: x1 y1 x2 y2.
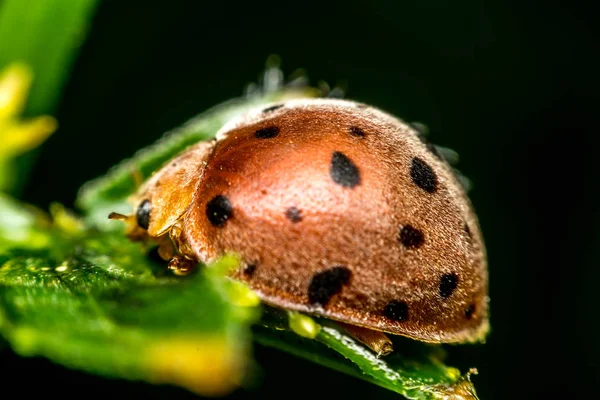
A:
108 212 128 220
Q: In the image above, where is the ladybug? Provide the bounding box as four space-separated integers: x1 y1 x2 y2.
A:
110 98 489 354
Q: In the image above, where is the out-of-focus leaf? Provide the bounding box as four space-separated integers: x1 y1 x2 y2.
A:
0 0 99 193
0 0 99 116
0 202 260 396
0 193 52 251
0 64 57 190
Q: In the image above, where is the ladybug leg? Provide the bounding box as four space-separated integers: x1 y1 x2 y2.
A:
167 254 197 276
155 235 175 260
108 212 148 241
337 322 394 357
108 212 128 220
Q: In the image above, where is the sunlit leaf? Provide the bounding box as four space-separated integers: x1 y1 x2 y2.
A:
0 0 99 116
0 203 260 396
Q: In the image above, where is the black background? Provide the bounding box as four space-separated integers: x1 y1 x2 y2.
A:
3 1 599 399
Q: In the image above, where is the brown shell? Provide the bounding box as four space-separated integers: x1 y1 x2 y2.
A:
131 141 214 237
136 99 489 343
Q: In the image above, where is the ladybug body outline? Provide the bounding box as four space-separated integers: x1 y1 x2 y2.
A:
117 98 489 345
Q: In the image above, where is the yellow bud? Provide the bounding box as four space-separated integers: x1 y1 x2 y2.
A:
288 311 321 339
0 63 32 121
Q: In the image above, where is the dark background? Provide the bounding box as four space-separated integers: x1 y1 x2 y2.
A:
3 1 599 399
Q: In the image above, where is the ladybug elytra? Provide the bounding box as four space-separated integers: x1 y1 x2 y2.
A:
110 98 489 354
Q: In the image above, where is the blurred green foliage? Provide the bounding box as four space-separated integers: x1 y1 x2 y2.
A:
0 64 56 190
0 0 97 194
0 0 98 116
0 219 259 396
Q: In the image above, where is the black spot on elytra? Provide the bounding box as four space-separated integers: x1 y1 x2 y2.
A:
349 126 366 137
243 263 257 276
255 126 280 139
439 273 459 299
330 151 361 188
136 199 151 230
410 157 437 193
383 300 409 321
398 225 425 249
308 266 351 306
465 304 476 319
285 207 302 223
206 195 232 227
262 104 284 113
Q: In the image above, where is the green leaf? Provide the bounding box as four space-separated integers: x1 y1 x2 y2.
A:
255 308 479 400
0 0 99 116
0 0 98 194
0 203 260 396
0 193 52 252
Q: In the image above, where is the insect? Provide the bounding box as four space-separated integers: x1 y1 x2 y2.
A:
110 98 489 355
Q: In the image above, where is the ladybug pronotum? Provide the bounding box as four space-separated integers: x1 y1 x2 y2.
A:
110 98 489 354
